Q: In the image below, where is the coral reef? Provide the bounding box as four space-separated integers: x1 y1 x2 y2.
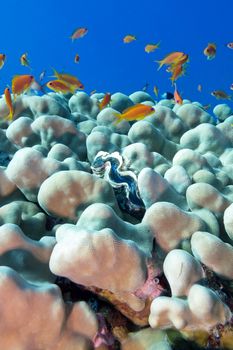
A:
0 91 232 349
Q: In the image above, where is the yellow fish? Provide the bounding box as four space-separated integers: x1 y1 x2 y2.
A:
123 35 136 43
156 52 188 70
46 80 76 94
52 69 84 90
145 42 160 53
114 104 154 124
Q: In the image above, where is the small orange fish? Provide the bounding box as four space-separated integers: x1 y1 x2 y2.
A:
114 104 154 124
203 43 216 60
99 93 111 110
197 84 202 92
153 85 159 97
123 35 136 43
46 80 76 94
12 74 34 99
70 27 88 41
0 54 6 69
156 52 187 70
211 90 231 100
174 83 183 105
74 54 80 63
145 42 160 53
170 63 185 84
52 69 84 90
20 52 30 68
226 42 233 49
4 87 14 121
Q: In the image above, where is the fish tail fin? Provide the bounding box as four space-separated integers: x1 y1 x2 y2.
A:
112 112 123 125
5 110 14 122
51 67 58 78
68 85 77 95
155 60 164 70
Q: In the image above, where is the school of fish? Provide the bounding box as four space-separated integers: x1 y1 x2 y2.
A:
0 27 232 123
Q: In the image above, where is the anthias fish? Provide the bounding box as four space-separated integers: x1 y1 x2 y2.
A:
52 69 84 90
174 83 183 105
145 42 160 53
153 86 159 97
169 63 186 84
156 52 187 70
70 27 88 41
46 80 76 94
12 74 34 99
123 35 136 43
4 87 14 121
99 93 111 110
114 104 154 124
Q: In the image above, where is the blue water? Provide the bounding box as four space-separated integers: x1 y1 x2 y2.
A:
1 0 233 107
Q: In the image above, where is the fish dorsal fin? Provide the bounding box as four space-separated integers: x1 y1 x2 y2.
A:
122 104 143 114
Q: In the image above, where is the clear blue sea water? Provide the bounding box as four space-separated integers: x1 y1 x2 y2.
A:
1 0 233 107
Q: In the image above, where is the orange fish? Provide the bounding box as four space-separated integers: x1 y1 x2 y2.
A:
46 80 76 94
114 104 154 124
20 52 30 68
211 90 231 100
145 42 160 53
170 63 185 84
123 35 136 43
52 69 84 90
70 27 88 41
203 43 216 60
0 54 6 69
156 52 187 70
99 93 111 110
74 54 80 63
174 83 183 105
12 74 34 99
4 87 14 121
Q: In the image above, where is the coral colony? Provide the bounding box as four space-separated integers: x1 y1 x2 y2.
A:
0 89 232 350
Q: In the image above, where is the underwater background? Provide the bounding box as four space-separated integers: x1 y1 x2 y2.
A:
0 1 232 350
1 0 233 106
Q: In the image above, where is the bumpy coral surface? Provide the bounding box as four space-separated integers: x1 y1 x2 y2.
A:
0 91 232 349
